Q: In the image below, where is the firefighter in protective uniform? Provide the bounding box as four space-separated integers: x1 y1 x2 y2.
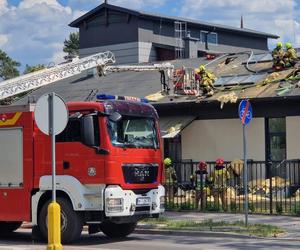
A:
195 65 216 96
208 158 230 211
164 157 177 199
272 42 285 68
284 42 297 68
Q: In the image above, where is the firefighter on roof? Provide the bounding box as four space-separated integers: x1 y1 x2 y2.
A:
195 65 216 97
208 158 230 211
272 42 285 68
284 42 297 68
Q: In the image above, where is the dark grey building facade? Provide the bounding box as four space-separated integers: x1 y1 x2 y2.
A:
70 3 279 64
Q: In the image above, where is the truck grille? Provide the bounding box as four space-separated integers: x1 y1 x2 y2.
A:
122 164 158 184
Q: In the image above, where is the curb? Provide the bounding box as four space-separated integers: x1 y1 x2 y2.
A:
22 223 297 241
134 227 259 239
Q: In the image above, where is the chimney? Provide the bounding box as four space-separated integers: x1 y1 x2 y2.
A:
240 15 244 28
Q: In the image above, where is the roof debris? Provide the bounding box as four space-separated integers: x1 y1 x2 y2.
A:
217 92 238 109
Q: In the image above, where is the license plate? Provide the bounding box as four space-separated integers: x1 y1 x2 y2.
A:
136 197 151 206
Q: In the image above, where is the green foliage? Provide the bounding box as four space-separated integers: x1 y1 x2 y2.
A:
23 64 45 74
0 49 20 80
205 202 222 212
293 207 300 216
276 203 283 215
230 202 238 212
248 203 255 213
139 217 284 237
63 32 79 58
165 201 195 211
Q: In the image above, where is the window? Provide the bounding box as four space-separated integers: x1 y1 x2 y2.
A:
200 31 218 45
107 116 159 149
56 118 81 142
266 118 287 178
266 118 286 161
56 115 100 145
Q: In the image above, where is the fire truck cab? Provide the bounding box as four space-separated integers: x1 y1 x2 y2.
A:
0 97 165 243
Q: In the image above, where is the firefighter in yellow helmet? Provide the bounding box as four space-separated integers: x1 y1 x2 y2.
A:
163 157 177 200
284 42 297 68
272 42 285 68
208 158 230 211
195 64 216 97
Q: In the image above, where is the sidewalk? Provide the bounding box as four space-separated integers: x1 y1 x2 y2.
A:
157 211 300 239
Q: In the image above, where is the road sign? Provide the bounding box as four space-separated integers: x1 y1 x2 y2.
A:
238 99 252 125
238 99 253 227
34 93 68 249
34 93 68 135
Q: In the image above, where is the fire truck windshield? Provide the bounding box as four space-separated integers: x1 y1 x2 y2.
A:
107 116 159 149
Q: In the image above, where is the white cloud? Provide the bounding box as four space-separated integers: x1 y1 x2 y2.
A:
66 0 166 11
0 0 8 15
0 34 8 47
108 0 165 9
0 0 78 69
180 0 298 48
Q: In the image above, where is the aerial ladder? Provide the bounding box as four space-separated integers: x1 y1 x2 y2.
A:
0 51 174 101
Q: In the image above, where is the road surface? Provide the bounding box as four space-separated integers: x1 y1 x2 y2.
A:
0 228 299 250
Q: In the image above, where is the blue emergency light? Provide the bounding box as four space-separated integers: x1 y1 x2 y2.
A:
96 94 149 103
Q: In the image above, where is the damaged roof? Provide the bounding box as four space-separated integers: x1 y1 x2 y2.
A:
12 50 300 108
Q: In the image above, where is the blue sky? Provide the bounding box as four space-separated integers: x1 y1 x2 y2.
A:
0 0 299 73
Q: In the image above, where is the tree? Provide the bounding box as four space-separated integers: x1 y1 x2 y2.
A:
63 32 79 59
23 64 45 74
0 50 20 80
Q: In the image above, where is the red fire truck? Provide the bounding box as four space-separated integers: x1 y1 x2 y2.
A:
0 95 165 243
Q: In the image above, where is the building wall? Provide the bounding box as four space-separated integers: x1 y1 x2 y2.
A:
77 11 270 63
79 41 156 64
79 42 139 64
286 116 300 159
181 118 265 161
139 42 157 62
79 9 138 49
138 18 269 54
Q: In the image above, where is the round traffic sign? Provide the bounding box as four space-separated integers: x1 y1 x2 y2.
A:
238 99 252 125
34 93 68 135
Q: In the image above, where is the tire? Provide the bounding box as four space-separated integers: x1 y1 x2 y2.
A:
38 197 83 244
0 222 22 235
100 222 137 238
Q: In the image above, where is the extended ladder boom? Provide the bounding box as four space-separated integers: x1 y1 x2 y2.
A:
0 51 115 101
0 51 174 101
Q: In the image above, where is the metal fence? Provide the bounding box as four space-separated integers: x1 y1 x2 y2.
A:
164 160 300 215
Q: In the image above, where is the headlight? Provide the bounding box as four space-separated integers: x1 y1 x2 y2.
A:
160 196 165 209
106 198 124 213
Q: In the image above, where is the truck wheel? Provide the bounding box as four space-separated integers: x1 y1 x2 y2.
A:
100 222 137 238
0 222 22 235
38 197 83 243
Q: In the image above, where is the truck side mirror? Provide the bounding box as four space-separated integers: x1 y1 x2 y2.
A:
81 115 97 147
109 112 122 122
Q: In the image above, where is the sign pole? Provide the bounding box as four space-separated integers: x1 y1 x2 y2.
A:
47 92 62 250
34 92 68 250
243 124 248 227
238 99 252 228
49 93 56 202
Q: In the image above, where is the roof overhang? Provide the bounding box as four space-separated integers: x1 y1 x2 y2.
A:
159 115 196 138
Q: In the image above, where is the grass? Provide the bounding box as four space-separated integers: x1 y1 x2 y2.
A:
140 217 284 237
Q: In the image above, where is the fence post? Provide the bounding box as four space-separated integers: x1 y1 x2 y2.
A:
268 159 273 214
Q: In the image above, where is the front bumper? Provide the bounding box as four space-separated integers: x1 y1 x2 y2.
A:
104 185 165 217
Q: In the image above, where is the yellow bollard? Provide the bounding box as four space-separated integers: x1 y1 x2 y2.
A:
47 202 63 250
